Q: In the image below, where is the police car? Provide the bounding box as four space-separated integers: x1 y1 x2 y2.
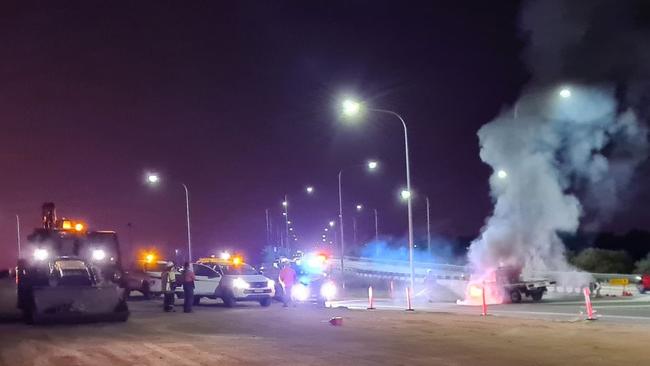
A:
179 256 275 307
265 252 338 306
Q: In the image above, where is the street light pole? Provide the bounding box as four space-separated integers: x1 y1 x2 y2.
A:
374 208 379 241
337 171 346 289
368 108 416 294
283 194 290 252
426 196 431 256
182 183 192 263
16 214 21 258
145 174 193 263
265 208 270 246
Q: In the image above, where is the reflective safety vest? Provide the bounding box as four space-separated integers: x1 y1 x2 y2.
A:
162 271 176 292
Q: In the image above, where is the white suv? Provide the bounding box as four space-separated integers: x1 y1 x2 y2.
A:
178 262 275 307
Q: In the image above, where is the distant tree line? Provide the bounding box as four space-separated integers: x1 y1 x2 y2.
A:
563 230 650 274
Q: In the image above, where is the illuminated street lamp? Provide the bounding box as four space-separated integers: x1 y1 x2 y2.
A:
497 169 508 179
342 100 361 116
146 174 193 262
514 85 572 119
559 88 571 98
337 159 380 288
367 160 378 170
356 204 363 211
341 99 416 293
329 221 335 227
400 189 411 200
282 195 289 250
280 187 314 249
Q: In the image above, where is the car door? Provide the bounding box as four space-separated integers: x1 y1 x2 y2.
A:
192 264 221 295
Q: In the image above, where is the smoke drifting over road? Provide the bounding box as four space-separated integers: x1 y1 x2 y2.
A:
467 0 650 281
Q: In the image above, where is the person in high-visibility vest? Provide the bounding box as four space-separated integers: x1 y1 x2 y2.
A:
161 262 176 312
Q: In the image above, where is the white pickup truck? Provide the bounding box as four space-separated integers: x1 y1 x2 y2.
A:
496 267 555 303
123 260 175 298
177 262 275 307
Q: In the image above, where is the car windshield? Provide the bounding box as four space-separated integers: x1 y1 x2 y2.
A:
220 263 258 275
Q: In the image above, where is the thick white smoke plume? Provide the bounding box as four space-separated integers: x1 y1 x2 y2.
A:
468 86 648 280
467 0 650 283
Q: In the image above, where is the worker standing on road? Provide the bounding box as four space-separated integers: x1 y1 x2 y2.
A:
182 262 195 313
278 261 297 308
161 262 176 312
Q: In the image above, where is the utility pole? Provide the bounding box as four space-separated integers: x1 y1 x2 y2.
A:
181 183 192 263
265 209 270 246
16 214 21 258
283 194 289 252
374 208 379 241
426 196 431 256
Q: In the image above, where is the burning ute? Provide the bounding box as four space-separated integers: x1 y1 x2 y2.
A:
464 267 555 304
16 203 129 324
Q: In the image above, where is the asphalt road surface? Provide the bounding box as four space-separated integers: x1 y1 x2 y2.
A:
1 280 650 365
331 295 650 324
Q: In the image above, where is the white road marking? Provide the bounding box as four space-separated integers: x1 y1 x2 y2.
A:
333 300 650 322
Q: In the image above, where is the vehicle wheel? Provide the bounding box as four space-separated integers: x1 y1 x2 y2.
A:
114 311 129 322
141 282 152 300
259 297 272 307
193 296 201 306
531 291 543 302
510 290 522 303
223 293 237 308
25 303 42 325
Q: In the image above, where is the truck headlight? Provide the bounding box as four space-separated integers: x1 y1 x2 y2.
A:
92 249 106 261
233 277 250 289
320 281 337 300
292 283 309 301
267 279 275 288
34 248 48 261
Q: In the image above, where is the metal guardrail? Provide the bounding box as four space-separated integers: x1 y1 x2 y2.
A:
333 256 643 285
331 256 468 283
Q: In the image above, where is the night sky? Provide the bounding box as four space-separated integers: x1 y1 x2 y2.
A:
1 1 645 267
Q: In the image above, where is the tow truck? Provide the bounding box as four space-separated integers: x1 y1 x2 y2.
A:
16 203 129 323
179 255 275 307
